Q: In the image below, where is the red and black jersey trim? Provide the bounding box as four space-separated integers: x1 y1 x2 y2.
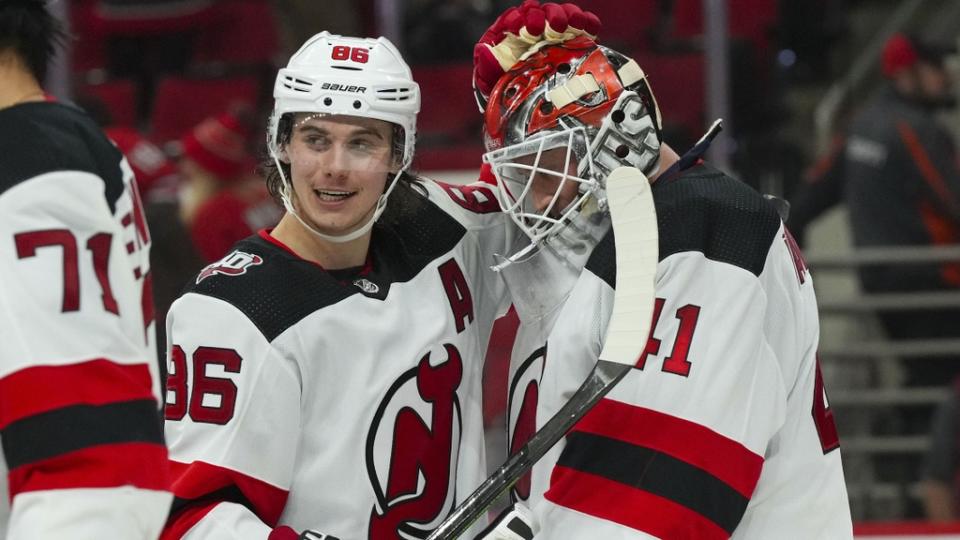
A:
585 166 781 290
0 359 168 496
545 399 763 539
0 102 127 211
554 431 747 534
163 459 290 538
164 485 251 539
2 399 163 470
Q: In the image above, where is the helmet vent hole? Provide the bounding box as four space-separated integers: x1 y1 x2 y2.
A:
353 100 362 109
615 145 630 159
539 101 555 114
558 63 571 74
505 87 518 99
323 97 333 106
611 110 625 123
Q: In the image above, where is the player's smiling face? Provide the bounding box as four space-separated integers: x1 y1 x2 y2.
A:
285 113 396 237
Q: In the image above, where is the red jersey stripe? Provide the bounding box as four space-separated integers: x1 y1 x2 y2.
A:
161 500 221 540
169 459 290 528
0 359 155 428
547 465 730 540
7 441 169 497
572 398 763 498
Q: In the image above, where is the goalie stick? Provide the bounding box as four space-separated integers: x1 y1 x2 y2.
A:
427 166 659 539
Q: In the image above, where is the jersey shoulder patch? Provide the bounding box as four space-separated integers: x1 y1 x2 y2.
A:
184 235 355 342
585 165 781 288
0 102 126 211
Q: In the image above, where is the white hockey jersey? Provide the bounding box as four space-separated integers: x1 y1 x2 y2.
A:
163 179 513 539
507 164 853 539
0 102 171 538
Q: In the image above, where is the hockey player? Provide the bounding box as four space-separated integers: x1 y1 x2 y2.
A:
161 31 552 539
0 1 171 537
479 36 855 538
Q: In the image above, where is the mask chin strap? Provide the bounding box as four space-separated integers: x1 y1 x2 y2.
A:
269 148 405 244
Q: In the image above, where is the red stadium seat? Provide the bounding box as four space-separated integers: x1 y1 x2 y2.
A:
672 0 778 54
76 78 139 128
70 0 109 72
570 0 660 52
149 75 260 144
633 51 706 142
192 0 279 66
411 63 479 144
416 143 486 172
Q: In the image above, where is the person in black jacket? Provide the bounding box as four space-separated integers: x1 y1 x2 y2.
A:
789 33 960 387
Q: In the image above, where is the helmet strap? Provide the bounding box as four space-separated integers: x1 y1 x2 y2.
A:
269 147 405 244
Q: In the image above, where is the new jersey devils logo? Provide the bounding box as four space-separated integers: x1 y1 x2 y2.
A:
508 346 546 502
367 344 464 539
196 250 263 283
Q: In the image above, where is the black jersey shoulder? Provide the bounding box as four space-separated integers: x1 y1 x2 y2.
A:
586 164 782 289
0 102 126 211
184 183 468 342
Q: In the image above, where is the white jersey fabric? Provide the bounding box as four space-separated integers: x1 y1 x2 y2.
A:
163 179 513 539
0 101 171 538
506 165 853 539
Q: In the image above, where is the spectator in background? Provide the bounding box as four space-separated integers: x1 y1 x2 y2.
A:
0 1 170 536
178 107 282 262
788 33 960 388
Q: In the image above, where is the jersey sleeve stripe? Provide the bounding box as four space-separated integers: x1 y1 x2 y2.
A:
0 359 156 428
549 431 748 534
167 459 290 529
546 464 730 540
2 399 163 469
161 500 221 540
6 441 169 497
573 398 763 497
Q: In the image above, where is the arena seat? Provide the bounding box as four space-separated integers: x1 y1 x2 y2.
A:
411 63 479 145
77 78 139 127
672 0 778 55
191 0 279 66
149 75 259 144
575 0 660 52
633 51 706 143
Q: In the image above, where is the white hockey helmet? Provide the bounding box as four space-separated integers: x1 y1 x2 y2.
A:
267 32 421 242
269 31 420 165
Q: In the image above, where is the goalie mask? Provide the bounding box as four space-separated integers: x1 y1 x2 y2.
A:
483 37 662 248
268 31 420 243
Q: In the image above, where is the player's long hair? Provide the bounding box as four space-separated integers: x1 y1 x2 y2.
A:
0 0 68 83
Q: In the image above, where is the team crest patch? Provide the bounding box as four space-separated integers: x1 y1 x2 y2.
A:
353 278 379 294
197 250 264 283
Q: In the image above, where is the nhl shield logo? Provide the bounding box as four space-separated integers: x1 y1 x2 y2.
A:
197 250 264 283
353 278 380 294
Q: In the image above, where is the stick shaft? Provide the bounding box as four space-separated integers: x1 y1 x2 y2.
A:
426 360 631 540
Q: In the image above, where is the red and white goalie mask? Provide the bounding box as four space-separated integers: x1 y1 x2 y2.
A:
482 38 662 249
